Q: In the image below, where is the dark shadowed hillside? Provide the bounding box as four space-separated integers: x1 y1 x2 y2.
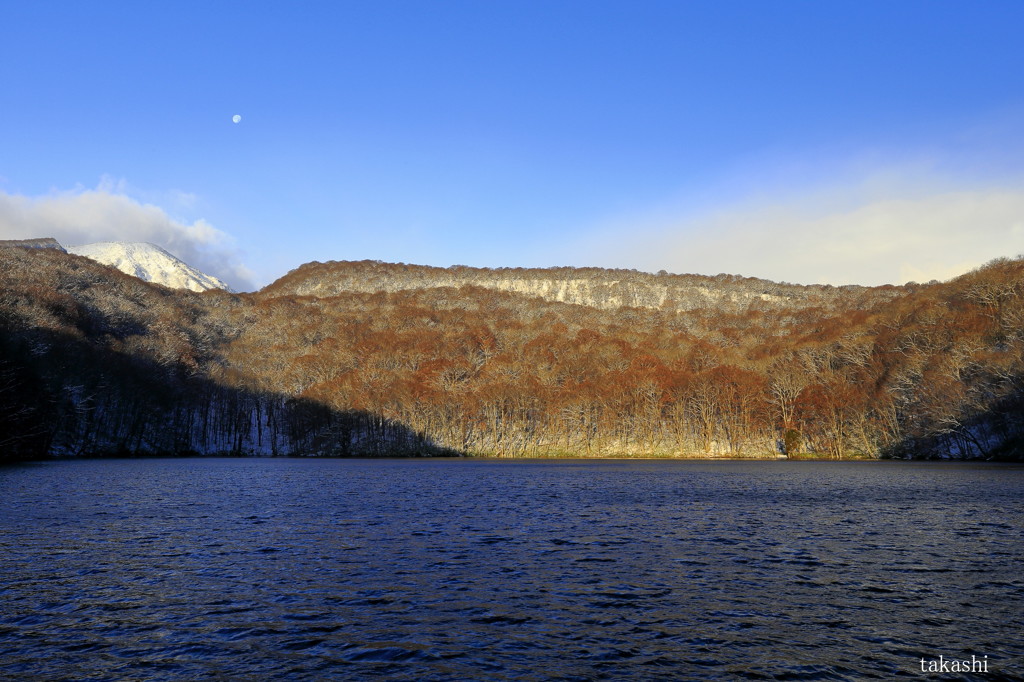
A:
0 248 450 459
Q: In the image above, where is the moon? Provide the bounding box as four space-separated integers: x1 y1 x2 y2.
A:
232 114 241 124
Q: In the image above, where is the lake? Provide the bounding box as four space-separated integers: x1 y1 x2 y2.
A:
1 458 1021 680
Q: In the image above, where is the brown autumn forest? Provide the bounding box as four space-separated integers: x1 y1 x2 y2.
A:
1 246 1022 461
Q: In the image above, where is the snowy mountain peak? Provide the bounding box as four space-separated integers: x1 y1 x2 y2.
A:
66 241 233 293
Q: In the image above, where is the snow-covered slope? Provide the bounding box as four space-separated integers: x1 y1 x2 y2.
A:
67 241 232 292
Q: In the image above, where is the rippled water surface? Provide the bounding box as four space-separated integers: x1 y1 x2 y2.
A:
1 458 1022 680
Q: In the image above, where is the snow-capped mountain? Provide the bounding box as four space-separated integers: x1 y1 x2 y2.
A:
67 241 233 293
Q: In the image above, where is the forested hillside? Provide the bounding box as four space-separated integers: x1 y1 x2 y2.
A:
263 259 906 314
2 246 1022 460
0 248 443 459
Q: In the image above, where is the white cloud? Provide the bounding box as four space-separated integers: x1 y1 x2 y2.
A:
580 176 1024 286
0 184 255 290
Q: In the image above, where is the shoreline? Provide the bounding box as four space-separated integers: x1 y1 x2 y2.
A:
7 452 1018 463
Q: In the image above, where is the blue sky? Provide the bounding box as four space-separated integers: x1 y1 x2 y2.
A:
2 1 1023 290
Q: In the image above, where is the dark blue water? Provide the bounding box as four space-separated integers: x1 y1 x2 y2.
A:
1 458 1021 680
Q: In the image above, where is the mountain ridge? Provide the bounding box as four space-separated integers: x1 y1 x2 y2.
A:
260 258 910 313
